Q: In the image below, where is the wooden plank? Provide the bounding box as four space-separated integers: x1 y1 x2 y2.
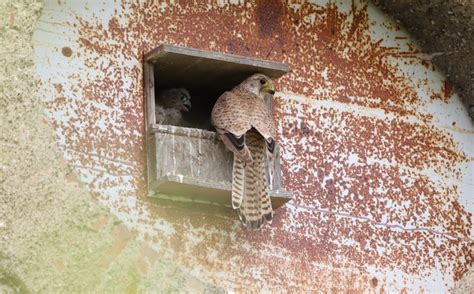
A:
144 44 289 76
144 61 155 128
144 61 157 195
149 124 218 140
152 175 292 210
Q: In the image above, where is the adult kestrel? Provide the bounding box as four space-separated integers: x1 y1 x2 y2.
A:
211 73 277 229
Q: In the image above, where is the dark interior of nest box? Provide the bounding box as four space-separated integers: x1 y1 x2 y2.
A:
145 44 289 130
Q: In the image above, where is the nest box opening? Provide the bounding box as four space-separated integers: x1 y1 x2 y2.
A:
143 44 292 208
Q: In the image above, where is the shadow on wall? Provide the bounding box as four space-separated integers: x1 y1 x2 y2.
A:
373 0 474 120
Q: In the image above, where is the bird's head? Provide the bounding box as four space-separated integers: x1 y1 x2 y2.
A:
238 73 275 97
158 88 192 112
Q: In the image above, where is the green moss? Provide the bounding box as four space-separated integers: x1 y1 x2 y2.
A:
0 269 30 294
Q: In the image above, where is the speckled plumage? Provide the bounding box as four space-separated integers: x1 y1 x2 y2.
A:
211 73 277 229
155 88 191 126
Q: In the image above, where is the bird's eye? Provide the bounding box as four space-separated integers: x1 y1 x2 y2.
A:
180 95 187 102
260 79 266 85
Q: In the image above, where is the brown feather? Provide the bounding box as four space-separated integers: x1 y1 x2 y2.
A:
237 129 270 229
231 157 245 209
211 74 277 229
215 127 252 163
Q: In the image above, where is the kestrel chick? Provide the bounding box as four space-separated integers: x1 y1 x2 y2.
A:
211 73 277 229
155 88 192 126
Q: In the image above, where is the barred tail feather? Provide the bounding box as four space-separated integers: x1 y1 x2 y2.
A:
258 154 273 224
238 160 262 229
236 129 273 229
231 158 245 209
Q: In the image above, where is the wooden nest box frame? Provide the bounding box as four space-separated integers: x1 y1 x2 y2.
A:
144 44 292 209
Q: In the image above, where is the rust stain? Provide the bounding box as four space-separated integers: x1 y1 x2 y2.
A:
276 102 472 280
40 0 474 291
371 277 378 287
430 79 455 102
442 79 455 101
256 0 284 37
53 83 63 93
61 46 73 57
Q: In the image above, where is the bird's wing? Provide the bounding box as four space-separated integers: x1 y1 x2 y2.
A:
250 97 278 160
212 88 275 229
211 91 253 162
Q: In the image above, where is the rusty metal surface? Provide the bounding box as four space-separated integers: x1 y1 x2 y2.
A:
33 0 473 292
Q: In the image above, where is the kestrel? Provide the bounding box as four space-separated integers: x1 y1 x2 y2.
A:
211 73 277 229
155 88 192 126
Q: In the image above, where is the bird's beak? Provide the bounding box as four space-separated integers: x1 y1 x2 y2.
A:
263 83 275 95
182 103 191 112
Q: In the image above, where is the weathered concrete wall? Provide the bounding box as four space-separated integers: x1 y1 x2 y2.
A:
1 0 472 292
